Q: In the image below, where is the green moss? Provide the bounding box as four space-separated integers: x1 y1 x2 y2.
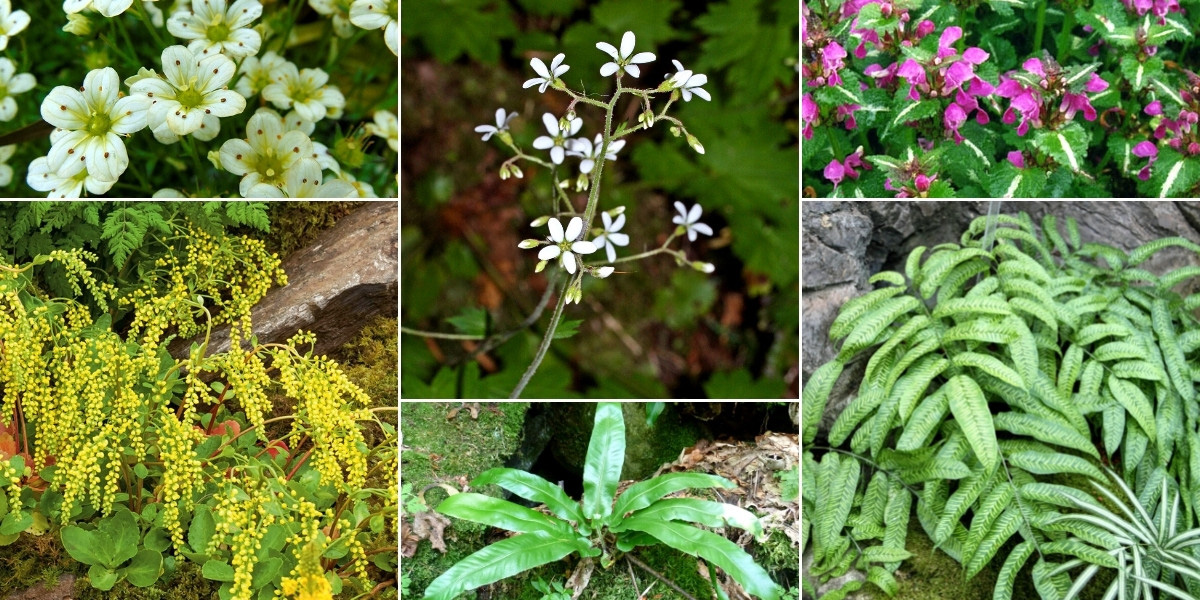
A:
0 532 74 596
758 529 800 582
261 201 365 258
547 403 701 480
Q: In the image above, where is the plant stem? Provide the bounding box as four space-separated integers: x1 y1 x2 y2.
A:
1057 7 1076 64
399 326 485 340
1033 0 1048 55
509 278 569 398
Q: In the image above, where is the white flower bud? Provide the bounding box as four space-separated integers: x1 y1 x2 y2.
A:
530 215 550 227
511 165 523 178
643 110 655 127
670 126 681 137
566 110 576 122
535 260 548 273
605 206 626 218
518 239 541 249
499 164 511 180
575 174 589 192
692 261 715 273
687 134 705 154
64 13 92 36
596 266 615 278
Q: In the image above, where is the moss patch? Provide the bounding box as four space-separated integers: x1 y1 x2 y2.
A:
546 403 702 480
261 201 365 258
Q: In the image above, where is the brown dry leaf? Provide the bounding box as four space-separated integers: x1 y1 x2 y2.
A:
400 520 420 558
410 510 452 553
445 407 460 420
567 557 595 600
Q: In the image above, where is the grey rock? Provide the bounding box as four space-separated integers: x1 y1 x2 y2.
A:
3 573 75 600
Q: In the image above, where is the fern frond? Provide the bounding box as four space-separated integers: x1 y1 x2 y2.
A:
870 270 907 287
918 248 992 300
993 540 1035 600
904 246 927 291
1157 265 1200 294
1005 450 1105 481
994 412 1100 459
944 375 1000 473
1128 236 1200 267
931 297 1013 321
937 259 992 305
1152 298 1195 402
101 206 150 269
1110 360 1166 382
1043 214 1070 258
829 387 887 448
933 467 992 544
864 315 932 385
839 296 922 360
224 201 270 231
966 275 1001 298
1041 539 1120 569
952 352 1024 389
1120 268 1160 285
1058 344 1084 398
829 286 907 341
1103 403 1125 457
1065 217 1081 249
897 459 971 484
1076 323 1133 346
868 392 901 458
1009 297 1059 335
965 506 1022 579
889 355 948 425
1078 242 1127 270
803 360 845 445
1094 341 1149 362
882 333 941 394
895 389 949 451
967 213 1030 240
882 479 911 571
996 245 1053 283
1032 558 1075 600
994 228 1056 266
866 565 899 597
1104 298 1153 328
1005 315 1041 389
1107 377 1158 444
942 319 1020 346
1066 293 1113 319
1031 371 1089 437
1124 420 1150 475
1178 330 1200 354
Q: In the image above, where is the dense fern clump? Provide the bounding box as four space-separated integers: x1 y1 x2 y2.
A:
803 213 1200 600
0 202 270 303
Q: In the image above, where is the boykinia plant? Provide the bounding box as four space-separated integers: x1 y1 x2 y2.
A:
804 211 1200 599
422 402 784 600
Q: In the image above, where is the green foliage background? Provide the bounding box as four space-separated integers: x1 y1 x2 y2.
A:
400 0 799 398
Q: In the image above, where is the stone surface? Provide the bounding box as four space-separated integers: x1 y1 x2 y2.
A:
4 574 75 600
802 200 1200 439
170 201 398 359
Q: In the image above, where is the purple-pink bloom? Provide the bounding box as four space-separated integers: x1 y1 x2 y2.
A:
914 173 933 193
944 102 967 143
1133 141 1158 180
936 27 962 60
843 150 867 178
1007 151 1026 168
916 20 935 38
1145 100 1163 116
803 94 818 140
897 59 926 100
836 104 861 130
1061 92 1098 122
1084 73 1109 93
1023 57 1047 79
824 159 845 186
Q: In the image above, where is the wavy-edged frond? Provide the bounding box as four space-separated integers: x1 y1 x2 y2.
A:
932 297 1013 321
1076 323 1133 346
979 375 1072 429
1121 268 1161 285
905 246 928 291
941 319 1021 346
882 478 911 572
1178 330 1200 354
1038 511 1125 549
944 375 1000 473
1156 389 1182 469
870 270 908 287
1065 217 1081 249
866 565 899 597
933 467 993 545
868 391 902 458
828 386 888 448
1004 450 1105 481
839 296 922 360
1095 341 1150 362
937 259 993 305
803 361 845 445
1105 298 1153 328
967 214 1031 240
952 352 1024 389
966 275 1000 298
1152 298 1195 403
829 286 907 341
1058 344 1084 398
1079 360 1105 398
993 540 1035 600
883 334 941 393
896 389 949 451
994 228 1056 267
1111 360 1167 382
919 248 992 299
1006 315 1041 394
1010 297 1059 335
1103 402 1125 457
1066 293 1113 319
1032 558 1075 600
1078 242 1127 270
1031 371 1089 437
1043 214 1070 258
898 459 972 484
1046 275 1088 299
1128 236 1200 267
1185 292 1200 312
965 506 1022 580
994 412 1100 459
851 471 889 540
1124 419 1150 475
1041 538 1120 569
1108 377 1158 444
813 452 861 561
890 355 949 425
864 315 932 384
1157 265 1200 294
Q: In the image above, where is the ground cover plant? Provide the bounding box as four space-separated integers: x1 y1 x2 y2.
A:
802 0 1200 197
0 201 398 599
803 212 1200 599
400 0 798 399
0 0 396 197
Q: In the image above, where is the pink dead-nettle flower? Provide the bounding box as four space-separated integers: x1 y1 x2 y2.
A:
996 57 1108 135
804 40 848 87
836 103 861 131
824 159 845 187
824 148 869 188
1007 150 1026 168
839 0 932 58
895 27 992 102
802 94 819 140
1132 140 1158 180
1122 0 1181 22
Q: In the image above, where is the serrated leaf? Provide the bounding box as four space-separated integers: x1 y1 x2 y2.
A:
944 375 999 473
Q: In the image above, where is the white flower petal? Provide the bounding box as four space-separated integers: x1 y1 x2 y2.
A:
692 222 713 237
571 240 596 254
619 31 635 58
550 146 564 164
599 62 619 77
625 64 640 78
604 243 616 263
691 88 711 102
538 245 561 260
687 203 702 223
595 41 619 60
629 52 655 64
541 112 558 134
548 217 564 242
530 57 550 79
565 216 583 240
532 136 554 150
597 266 615 278
609 232 629 246
563 251 576 274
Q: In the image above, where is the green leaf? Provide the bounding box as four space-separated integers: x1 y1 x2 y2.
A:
943 376 998 472
124 549 164 587
1034 123 1089 174
803 361 844 445
61 525 114 568
582 403 625 524
421 531 592 600
1107 377 1157 443
88 564 119 591
1005 450 1105 481
189 505 216 554
471 468 586 525
993 412 1099 458
202 560 236 582
884 100 940 138
400 0 517 64
552 319 582 339
437 493 571 535
618 516 784 600
98 509 139 567
614 498 764 540
993 541 1035 600
446 307 488 337
612 472 735 520
705 369 787 399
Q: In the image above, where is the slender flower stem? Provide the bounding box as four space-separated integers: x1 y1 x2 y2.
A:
399 327 485 340
1056 8 1076 64
1033 0 1047 55
510 278 569 398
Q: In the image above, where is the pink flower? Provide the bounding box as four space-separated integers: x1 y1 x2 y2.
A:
914 173 933 193
1007 151 1026 168
836 104 861 130
944 102 967 143
1145 100 1163 116
802 94 818 140
843 149 868 179
824 159 845 187
822 41 848 86
897 59 926 100
1133 140 1158 181
1060 92 1098 122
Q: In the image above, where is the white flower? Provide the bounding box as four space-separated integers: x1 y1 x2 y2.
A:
523 53 569 93
143 0 165 26
666 59 710 102
234 51 288 98
269 158 357 197
349 0 397 55
592 211 629 263
218 109 313 196
566 134 624 175
27 152 115 198
167 0 263 58
131 46 246 139
0 0 28 49
262 63 345 123
533 216 597 275
280 110 342 172
596 31 655 78
333 170 378 197
595 266 615 278
532 112 581 165
672 201 714 242
0 144 12 185
474 108 515 142
0 58 35 122
308 0 354 37
40 67 149 183
366 109 398 151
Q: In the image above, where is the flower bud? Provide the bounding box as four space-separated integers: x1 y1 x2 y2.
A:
518 239 541 249
530 215 550 227
64 13 93 36
206 150 223 170
605 206 626 218
595 266 615 278
670 126 681 137
686 134 705 154
510 164 523 179
559 179 571 189
642 110 655 127
535 260 548 273
692 261 715 273
499 164 511 180
575 174 589 192
566 110 576 122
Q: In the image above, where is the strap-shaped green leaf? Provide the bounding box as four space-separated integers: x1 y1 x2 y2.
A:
994 412 1100 459
421 531 592 600
993 540 1034 600
611 472 734 520
1107 377 1157 444
437 493 571 536
803 361 844 445
471 468 585 525
582 403 625 524
1005 450 1105 481
615 497 763 540
618 516 784 600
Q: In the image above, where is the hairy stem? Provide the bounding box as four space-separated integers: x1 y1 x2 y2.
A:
509 278 569 398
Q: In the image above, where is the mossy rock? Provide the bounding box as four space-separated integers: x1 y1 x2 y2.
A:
547 403 702 481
